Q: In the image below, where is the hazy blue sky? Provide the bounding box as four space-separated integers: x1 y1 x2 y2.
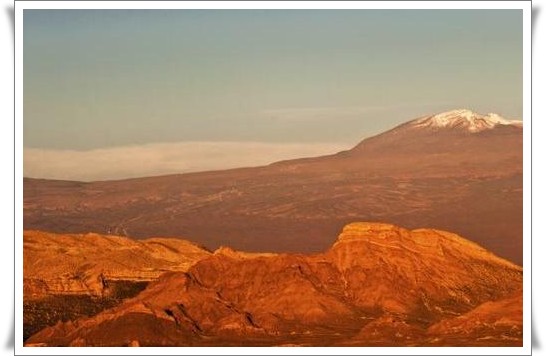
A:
23 9 523 180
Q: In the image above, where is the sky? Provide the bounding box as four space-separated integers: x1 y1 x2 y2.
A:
23 9 523 181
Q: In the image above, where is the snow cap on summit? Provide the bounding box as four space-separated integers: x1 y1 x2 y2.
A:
411 109 522 133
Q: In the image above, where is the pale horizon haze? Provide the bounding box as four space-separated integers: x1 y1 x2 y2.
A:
23 9 523 181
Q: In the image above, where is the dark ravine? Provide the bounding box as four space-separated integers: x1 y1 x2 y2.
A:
23 280 149 341
23 110 523 264
25 223 522 347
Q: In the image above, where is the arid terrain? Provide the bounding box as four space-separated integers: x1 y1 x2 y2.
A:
23 230 211 340
23 110 524 346
24 223 522 347
24 110 523 264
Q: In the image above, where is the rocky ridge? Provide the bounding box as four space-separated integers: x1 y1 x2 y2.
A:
24 230 211 298
23 230 211 340
25 223 523 347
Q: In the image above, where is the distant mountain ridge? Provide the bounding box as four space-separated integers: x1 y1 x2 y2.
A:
23 109 523 264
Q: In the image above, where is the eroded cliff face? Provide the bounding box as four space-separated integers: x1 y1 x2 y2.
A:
23 230 211 340
25 223 522 347
327 223 520 316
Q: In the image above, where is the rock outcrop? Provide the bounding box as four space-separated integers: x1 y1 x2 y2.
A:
25 223 522 347
23 230 211 340
24 230 211 298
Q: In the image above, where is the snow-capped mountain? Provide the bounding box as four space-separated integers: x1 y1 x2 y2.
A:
407 109 522 133
24 109 523 266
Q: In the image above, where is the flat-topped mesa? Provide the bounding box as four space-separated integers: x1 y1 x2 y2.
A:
336 222 487 251
213 246 278 260
335 222 471 249
334 222 409 244
330 222 522 271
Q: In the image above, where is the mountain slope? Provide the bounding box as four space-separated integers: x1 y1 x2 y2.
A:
24 230 211 298
426 291 522 346
25 223 522 347
23 230 211 340
23 109 523 263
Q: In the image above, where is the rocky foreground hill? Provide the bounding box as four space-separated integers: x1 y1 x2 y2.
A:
25 222 522 347
23 230 211 340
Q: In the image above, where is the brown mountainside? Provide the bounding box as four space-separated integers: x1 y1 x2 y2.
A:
25 223 522 347
24 110 523 263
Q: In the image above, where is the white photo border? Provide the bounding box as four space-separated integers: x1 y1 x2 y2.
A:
14 1 532 355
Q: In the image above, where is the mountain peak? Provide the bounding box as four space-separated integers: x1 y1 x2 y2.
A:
409 109 522 133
